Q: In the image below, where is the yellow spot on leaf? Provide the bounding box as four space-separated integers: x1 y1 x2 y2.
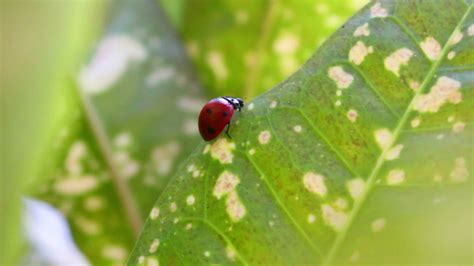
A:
328 66 354 89
209 138 236 164
349 41 373 65
384 48 413 77
413 76 461 113
303 172 327 197
420 37 441 60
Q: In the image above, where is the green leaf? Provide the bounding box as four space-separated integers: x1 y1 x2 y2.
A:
181 0 368 99
129 0 473 264
31 0 206 264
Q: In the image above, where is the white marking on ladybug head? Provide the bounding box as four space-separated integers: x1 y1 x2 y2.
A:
226 246 236 261
410 117 421 128
150 207 160 220
209 138 235 164
450 157 468 182
452 121 465 133
213 171 240 199
273 32 299 55
307 214 316 224
385 144 403 160
349 41 373 65
270 100 277 108
102 245 127 261
371 218 386 232
293 125 302 133
258 130 271 144
151 141 181 175
303 172 327 197
420 37 441 60
54 176 98 196
346 178 366 201
149 239 160 253
450 30 464 45
447 51 456 60
386 169 405 185
235 10 248 25
328 66 354 89
413 76 461 113
170 202 177 212
374 128 393 149
78 34 147 95
207 51 228 81
321 204 348 231
347 109 358 122
370 2 388 18
468 24 474 36
114 132 132 148
384 48 413 77
186 195 196 206
354 22 370 37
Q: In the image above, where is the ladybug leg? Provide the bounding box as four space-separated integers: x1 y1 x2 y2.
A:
225 123 232 139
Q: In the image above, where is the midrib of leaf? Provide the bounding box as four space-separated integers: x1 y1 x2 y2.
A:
243 0 278 99
78 87 143 238
323 4 473 265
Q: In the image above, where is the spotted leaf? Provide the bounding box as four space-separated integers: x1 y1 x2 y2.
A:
30 0 205 264
182 0 369 99
130 1 473 265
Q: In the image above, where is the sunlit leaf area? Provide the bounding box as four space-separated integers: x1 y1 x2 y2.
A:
1 0 472 265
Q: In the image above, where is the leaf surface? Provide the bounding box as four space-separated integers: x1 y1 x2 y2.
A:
181 0 368 99
32 0 205 264
130 1 474 264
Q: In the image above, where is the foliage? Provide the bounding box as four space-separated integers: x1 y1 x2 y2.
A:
129 0 473 264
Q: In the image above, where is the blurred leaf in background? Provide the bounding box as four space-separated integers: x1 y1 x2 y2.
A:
25 0 205 264
1 1 105 264
181 0 368 99
129 0 473 264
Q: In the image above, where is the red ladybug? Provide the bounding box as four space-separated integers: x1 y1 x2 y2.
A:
198 96 244 141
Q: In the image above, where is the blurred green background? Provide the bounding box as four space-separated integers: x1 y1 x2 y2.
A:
1 0 368 264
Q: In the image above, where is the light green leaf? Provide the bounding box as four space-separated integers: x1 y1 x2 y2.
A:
129 0 473 264
31 0 206 264
181 0 368 99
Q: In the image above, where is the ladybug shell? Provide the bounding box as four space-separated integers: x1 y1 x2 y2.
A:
198 98 235 141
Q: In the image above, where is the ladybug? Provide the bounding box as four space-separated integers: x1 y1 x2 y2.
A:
198 96 244 141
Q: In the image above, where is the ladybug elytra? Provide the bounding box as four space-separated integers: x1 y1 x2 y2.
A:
198 96 244 141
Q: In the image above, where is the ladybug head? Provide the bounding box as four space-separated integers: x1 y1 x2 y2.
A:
222 96 244 110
